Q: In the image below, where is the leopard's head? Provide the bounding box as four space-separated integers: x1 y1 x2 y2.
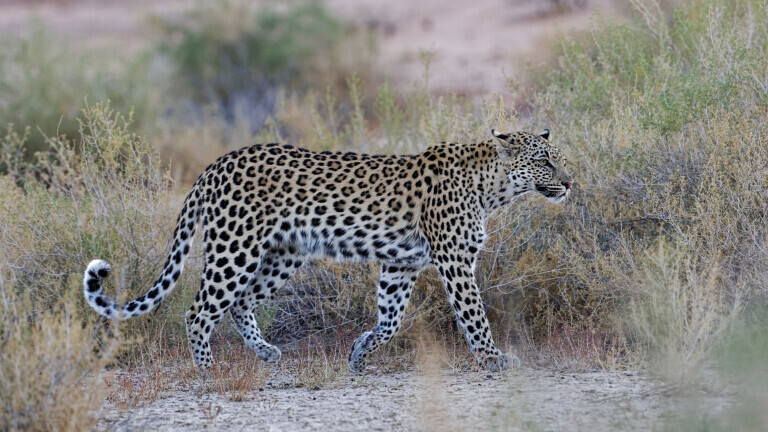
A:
492 129 573 203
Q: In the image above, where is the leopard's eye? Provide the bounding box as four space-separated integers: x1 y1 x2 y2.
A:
537 160 548 167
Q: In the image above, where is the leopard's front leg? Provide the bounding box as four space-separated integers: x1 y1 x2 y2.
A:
431 245 512 371
423 177 515 371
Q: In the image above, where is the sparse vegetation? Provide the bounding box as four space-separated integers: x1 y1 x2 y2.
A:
1 0 767 429
521 0 768 379
0 276 118 431
202 344 270 402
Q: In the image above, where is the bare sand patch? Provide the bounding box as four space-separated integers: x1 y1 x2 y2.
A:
97 365 728 431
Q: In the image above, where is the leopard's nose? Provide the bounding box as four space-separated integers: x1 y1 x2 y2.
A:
562 181 573 190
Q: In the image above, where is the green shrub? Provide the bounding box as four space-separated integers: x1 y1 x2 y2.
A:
154 1 344 110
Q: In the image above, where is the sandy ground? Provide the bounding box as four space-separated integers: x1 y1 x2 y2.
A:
98 364 729 432
324 0 622 96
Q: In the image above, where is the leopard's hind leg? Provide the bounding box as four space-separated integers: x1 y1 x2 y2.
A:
229 247 304 362
348 264 421 372
185 228 264 368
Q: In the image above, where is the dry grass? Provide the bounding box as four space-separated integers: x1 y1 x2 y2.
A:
523 322 627 371
0 103 187 430
105 366 170 410
291 333 350 389
408 318 478 373
509 0 767 378
0 275 118 431
105 339 269 409
625 240 741 384
202 344 270 401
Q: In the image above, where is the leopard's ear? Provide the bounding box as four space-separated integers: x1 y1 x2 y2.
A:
491 129 510 142
539 129 550 140
491 129 521 158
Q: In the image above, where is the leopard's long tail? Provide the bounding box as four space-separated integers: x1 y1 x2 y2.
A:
83 176 204 320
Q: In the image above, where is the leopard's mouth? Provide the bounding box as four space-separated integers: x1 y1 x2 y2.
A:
535 185 569 203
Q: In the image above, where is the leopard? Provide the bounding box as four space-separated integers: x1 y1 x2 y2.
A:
83 129 572 372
